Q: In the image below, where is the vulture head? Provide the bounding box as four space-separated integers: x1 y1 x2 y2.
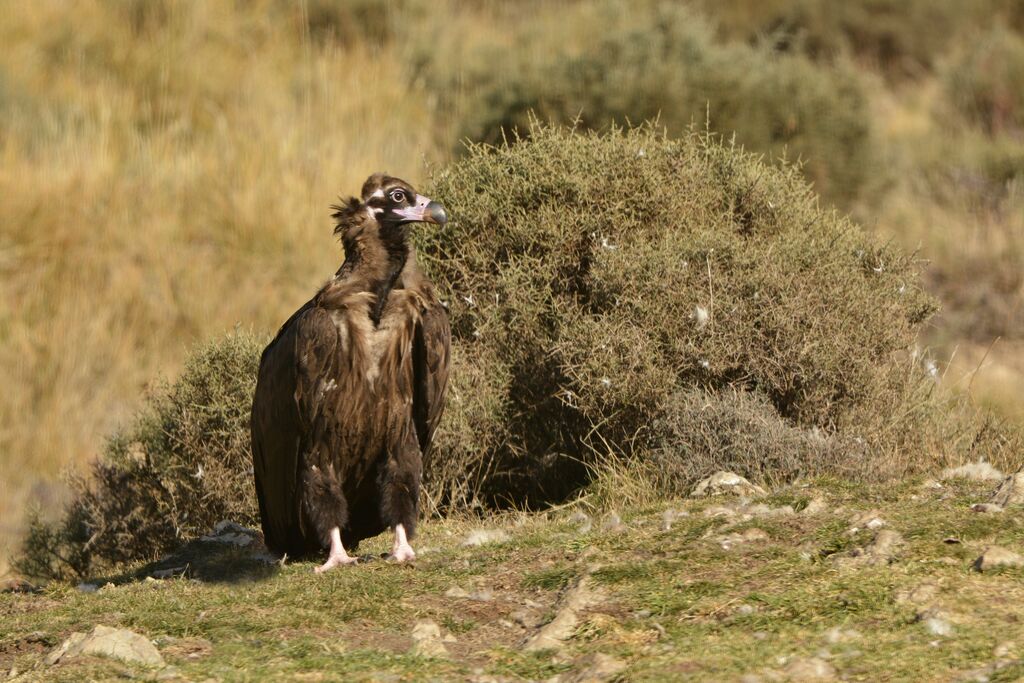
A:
361 173 447 228
332 173 446 242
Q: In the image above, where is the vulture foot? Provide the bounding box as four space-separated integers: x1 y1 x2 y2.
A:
314 554 359 573
389 523 416 563
314 526 359 573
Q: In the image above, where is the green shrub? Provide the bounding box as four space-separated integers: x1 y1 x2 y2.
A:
944 26 1024 136
416 124 1014 507
412 0 876 207
17 331 264 580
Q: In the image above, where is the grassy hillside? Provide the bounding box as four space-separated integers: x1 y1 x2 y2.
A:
3 475 1023 681
2 0 1023 576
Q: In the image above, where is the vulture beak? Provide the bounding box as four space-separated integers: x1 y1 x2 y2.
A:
393 194 448 226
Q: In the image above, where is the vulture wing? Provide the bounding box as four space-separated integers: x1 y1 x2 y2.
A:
412 296 450 473
251 297 364 557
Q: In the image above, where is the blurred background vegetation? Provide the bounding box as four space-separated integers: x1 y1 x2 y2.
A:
2 0 1023 573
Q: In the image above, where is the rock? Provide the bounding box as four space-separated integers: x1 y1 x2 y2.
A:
661 509 688 531
156 666 183 680
941 461 1005 483
410 620 448 658
200 520 260 546
462 529 510 547
716 528 769 550
570 512 593 534
824 627 861 644
511 610 543 629
973 546 1024 572
971 503 1004 514
46 626 165 667
784 657 836 681
848 510 886 533
525 575 604 651
601 512 626 533
994 642 1016 659
802 497 828 515
990 470 1024 508
839 530 904 566
445 585 469 598
896 583 939 606
703 505 737 519
691 472 767 498
562 653 627 683
76 583 98 593
922 615 954 637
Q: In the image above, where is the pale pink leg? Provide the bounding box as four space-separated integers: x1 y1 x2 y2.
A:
314 527 359 573
389 523 416 562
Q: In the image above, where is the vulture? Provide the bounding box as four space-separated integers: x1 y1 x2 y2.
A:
251 174 450 571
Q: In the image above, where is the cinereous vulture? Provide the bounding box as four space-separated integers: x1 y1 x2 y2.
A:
251 174 450 571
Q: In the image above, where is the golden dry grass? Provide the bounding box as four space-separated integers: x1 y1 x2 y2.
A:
0 0 444 567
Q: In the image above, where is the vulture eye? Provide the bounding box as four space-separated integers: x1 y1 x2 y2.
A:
390 190 407 203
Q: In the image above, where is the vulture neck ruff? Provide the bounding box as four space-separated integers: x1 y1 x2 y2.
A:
333 200 410 327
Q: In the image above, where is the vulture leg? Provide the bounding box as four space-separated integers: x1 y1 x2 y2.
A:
381 436 421 563
390 523 416 563
314 527 359 573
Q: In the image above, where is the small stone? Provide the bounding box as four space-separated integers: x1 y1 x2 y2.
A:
462 529 510 547
923 616 954 637
525 575 604 651
562 652 627 683
601 512 626 533
784 656 836 681
971 503 1004 514
661 509 688 531
468 589 494 602
974 546 1024 572
994 642 1016 659
802 497 828 515
990 470 1024 507
444 586 469 599
735 604 756 616
511 610 543 628
691 471 767 498
824 627 861 644
76 583 98 593
845 529 903 566
703 505 737 519
896 583 939 606
410 620 448 658
716 528 769 550
941 461 1005 482
47 626 164 667
570 512 593 534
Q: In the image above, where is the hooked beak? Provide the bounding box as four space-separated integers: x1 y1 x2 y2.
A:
392 194 448 226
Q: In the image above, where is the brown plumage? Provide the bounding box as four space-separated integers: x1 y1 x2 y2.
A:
251 174 450 570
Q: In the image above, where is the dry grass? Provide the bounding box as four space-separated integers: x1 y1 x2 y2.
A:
0 0 443 565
